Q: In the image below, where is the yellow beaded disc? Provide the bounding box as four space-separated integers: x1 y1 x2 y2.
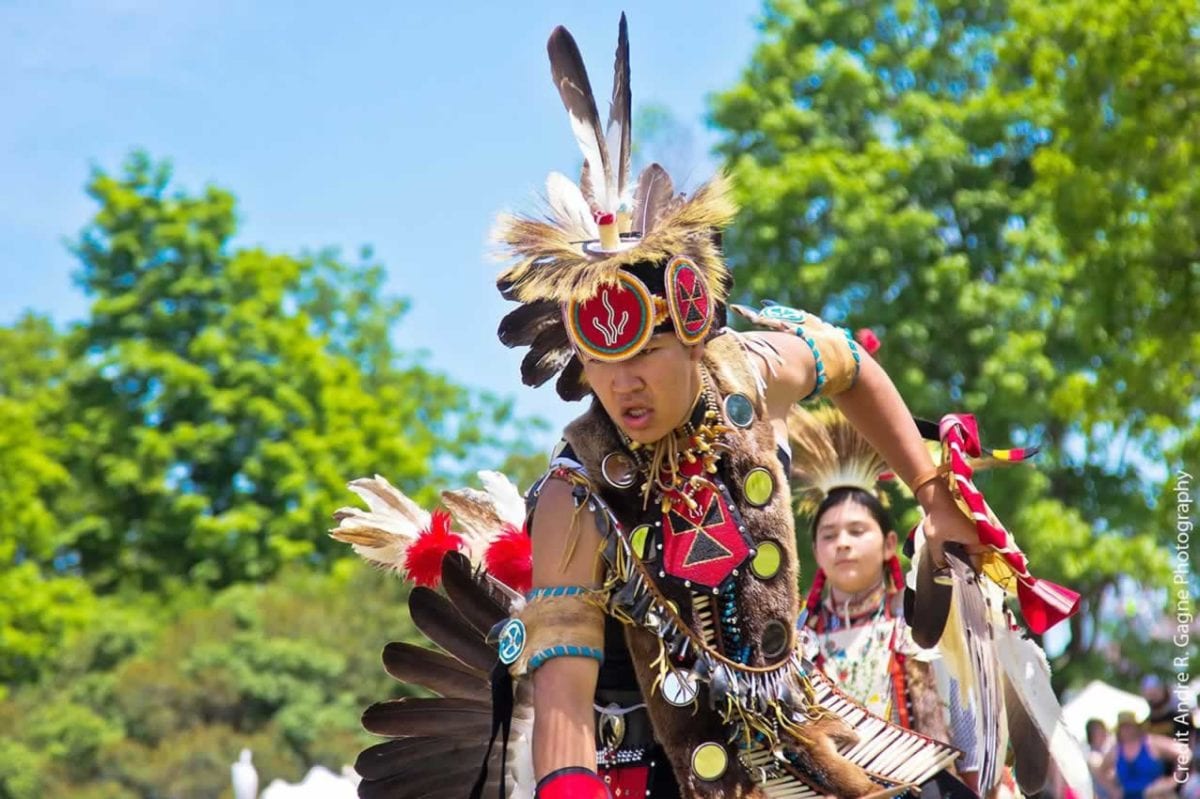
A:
691 742 728 781
750 540 782 579
743 467 775 507
630 524 651 560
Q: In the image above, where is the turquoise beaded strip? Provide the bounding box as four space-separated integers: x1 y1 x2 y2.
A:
797 328 825 401
528 645 605 670
843 326 862 387
797 324 861 400
525 586 590 601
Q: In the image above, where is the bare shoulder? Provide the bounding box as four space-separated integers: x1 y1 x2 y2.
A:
529 473 604 586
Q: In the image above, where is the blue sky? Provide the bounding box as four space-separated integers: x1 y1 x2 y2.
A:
0 0 762 447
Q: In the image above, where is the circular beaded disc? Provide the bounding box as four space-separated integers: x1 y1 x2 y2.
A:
690 742 729 781
665 256 713 345
750 540 782 580
630 524 652 560
743 467 775 507
497 619 526 665
661 669 700 707
566 273 655 361
723 392 754 428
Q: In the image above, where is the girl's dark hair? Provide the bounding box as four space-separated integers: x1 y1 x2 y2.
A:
810 486 893 540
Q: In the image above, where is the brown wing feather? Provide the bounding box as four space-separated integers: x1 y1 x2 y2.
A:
407 587 497 673
547 26 610 205
520 326 572 388
631 163 674 234
555 355 589 401
497 300 561 348
1005 673 1051 794
355 736 490 780
608 13 631 197
381 641 487 700
439 551 511 636
361 696 492 738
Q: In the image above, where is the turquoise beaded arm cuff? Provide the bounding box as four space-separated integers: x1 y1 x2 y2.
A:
730 302 862 399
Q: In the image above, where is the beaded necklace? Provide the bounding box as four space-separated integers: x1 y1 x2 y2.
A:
815 580 902 719
624 368 730 512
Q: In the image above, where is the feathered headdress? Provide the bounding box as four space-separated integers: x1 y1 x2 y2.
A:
787 404 891 518
493 15 737 400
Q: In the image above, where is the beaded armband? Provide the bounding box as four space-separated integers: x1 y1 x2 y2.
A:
499 585 606 676
730 302 862 399
797 320 861 399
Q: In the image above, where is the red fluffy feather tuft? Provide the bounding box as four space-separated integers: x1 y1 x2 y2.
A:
403 509 463 588
485 523 532 593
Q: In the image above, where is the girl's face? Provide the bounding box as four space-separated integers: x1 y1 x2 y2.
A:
813 498 897 595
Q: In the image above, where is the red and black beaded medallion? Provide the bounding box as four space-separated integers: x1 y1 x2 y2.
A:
664 256 713 346
566 273 655 362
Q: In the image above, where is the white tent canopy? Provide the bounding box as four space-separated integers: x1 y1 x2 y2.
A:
232 750 359 799
260 765 358 799
1060 679 1151 741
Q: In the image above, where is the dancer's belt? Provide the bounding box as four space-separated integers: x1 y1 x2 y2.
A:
594 689 654 751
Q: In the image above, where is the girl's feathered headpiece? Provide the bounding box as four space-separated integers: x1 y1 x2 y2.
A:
493 15 737 400
787 405 891 518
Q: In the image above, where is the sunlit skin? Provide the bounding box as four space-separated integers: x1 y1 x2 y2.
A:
813 498 899 599
579 333 706 445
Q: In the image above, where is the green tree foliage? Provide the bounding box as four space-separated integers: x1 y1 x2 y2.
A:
61 152 530 593
712 0 1198 686
0 315 99 686
0 152 541 796
0 563 413 799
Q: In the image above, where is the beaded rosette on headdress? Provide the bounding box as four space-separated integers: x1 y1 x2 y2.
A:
492 14 736 400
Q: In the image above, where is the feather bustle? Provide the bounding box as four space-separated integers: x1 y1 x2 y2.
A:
788 405 890 517
440 551 512 635
380 641 487 700
361 696 493 738
355 737 490 781
407 587 498 673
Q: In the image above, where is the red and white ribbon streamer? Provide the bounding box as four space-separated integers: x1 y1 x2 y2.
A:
938 414 1080 634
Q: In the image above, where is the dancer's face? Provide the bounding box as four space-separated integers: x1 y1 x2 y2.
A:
582 334 705 445
813 499 897 595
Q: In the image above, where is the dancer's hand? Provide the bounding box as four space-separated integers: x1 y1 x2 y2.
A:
917 480 984 568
